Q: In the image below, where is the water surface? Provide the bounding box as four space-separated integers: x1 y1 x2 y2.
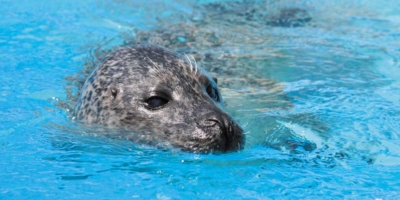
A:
1 0 400 198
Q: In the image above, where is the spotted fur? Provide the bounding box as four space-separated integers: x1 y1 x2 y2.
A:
75 45 244 153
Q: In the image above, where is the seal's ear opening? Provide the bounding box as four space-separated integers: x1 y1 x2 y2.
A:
111 87 118 99
212 77 218 84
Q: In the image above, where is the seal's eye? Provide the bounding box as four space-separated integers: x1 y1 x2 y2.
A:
206 85 220 102
146 96 169 110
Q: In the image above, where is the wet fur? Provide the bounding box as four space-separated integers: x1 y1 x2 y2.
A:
75 45 244 153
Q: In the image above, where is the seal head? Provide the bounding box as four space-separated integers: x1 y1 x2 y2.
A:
75 45 244 153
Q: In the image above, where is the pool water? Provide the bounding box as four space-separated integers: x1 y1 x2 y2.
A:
1 0 400 198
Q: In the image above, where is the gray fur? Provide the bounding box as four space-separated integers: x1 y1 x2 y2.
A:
75 45 244 153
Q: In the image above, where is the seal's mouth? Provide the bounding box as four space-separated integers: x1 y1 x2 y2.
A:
185 115 244 154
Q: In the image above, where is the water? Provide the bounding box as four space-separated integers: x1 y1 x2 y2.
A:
1 0 400 198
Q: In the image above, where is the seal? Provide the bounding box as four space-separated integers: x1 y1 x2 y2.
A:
75 45 244 153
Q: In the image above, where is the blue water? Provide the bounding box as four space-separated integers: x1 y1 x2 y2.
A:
1 0 400 198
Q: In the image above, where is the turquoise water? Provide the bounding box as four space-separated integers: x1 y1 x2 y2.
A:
1 0 400 198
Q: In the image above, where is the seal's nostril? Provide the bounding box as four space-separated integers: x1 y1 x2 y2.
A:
203 119 219 127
